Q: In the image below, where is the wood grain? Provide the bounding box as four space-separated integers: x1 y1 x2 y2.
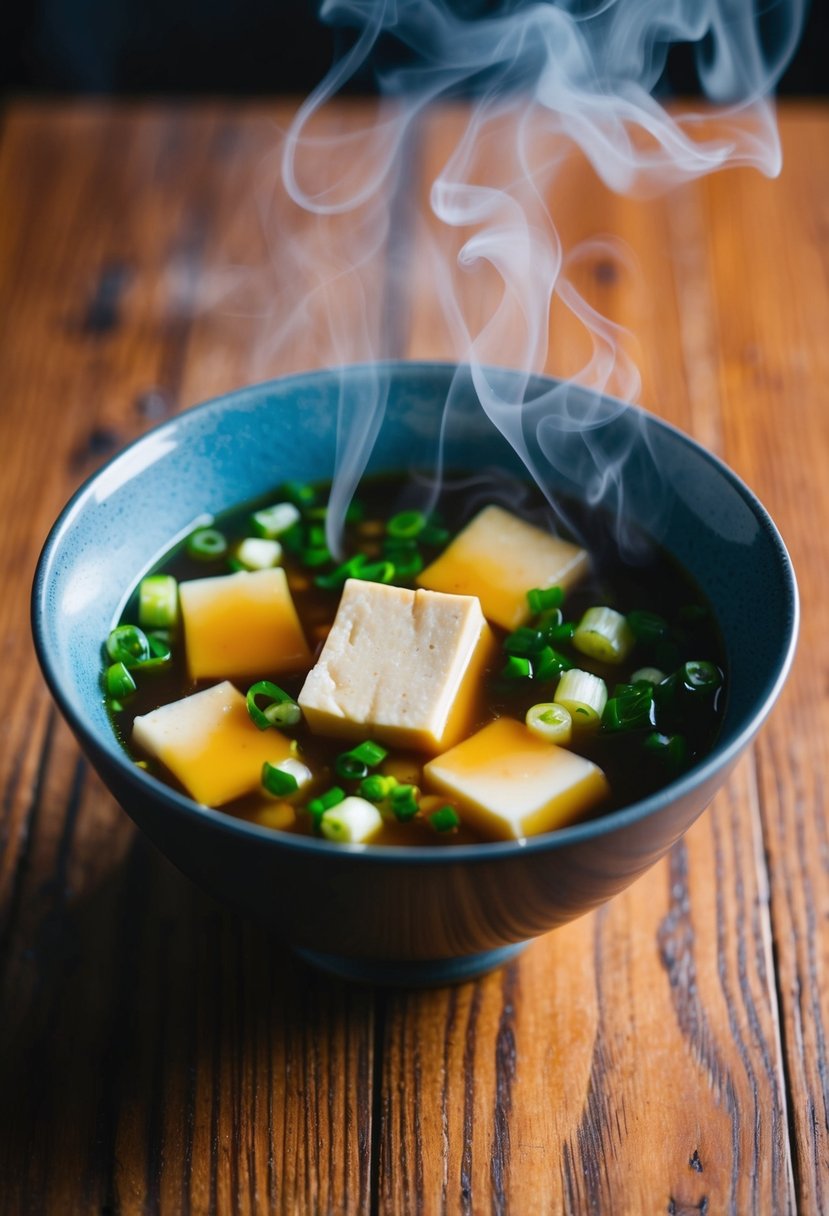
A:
0 99 827 1214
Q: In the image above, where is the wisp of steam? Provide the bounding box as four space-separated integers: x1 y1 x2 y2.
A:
270 0 804 555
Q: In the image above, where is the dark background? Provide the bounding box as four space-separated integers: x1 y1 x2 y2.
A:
4 1 827 97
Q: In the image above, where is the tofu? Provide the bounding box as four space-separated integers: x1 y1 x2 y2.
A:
179 568 311 682
132 680 293 806
417 505 589 632
422 717 609 841
298 580 494 754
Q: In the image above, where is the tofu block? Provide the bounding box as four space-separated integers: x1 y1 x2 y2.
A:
179 568 311 682
133 680 293 806
417 505 589 631
298 580 494 753
422 716 609 841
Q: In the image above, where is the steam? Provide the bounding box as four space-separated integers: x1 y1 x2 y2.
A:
271 0 804 554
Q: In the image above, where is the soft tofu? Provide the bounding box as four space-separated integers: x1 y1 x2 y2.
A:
179 568 311 682
132 680 293 806
422 716 609 841
416 504 589 632
298 580 494 753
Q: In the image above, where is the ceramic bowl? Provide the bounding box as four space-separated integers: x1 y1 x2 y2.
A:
32 363 798 984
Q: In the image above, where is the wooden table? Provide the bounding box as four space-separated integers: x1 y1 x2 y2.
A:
1 99 827 1215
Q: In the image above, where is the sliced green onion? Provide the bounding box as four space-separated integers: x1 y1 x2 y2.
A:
525 702 573 745
106 661 136 698
137 631 173 671
282 481 317 509
246 681 301 731
429 805 460 833
138 574 179 629
504 627 547 656
626 609 669 645
602 684 655 733
335 753 369 782
533 646 573 681
527 586 564 615
251 502 301 539
631 666 666 685
573 607 635 665
554 669 608 730
106 624 151 667
355 560 395 584
387 510 427 539
307 786 346 816
382 547 423 579
235 537 283 571
500 655 533 680
389 784 420 822
307 524 327 549
186 528 227 561
314 553 371 591
681 661 722 694
644 731 689 770
349 740 388 767
359 774 395 802
298 547 331 568
262 761 300 797
321 797 383 844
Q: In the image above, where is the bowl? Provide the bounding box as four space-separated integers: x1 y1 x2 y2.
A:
32 362 798 985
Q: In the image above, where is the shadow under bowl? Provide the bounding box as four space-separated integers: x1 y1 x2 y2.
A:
32 362 798 985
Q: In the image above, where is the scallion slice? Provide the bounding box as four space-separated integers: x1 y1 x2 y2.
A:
626 609 669 645
602 684 655 733
235 537 283 571
525 702 573 744
262 761 300 797
251 502 301 539
573 607 635 664
429 805 460 833
138 574 179 629
554 669 608 730
335 753 369 782
631 666 666 686
501 655 533 680
387 510 427 539
106 624 150 668
246 681 301 731
350 740 388 767
186 527 228 561
389 784 420 822
307 786 346 816
359 774 394 802
504 627 547 656
320 797 383 844
106 661 136 698
681 661 722 694
527 586 564 615
533 646 573 681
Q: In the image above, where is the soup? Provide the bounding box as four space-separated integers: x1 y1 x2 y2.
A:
103 474 725 846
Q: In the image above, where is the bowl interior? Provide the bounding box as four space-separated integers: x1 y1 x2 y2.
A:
33 362 797 845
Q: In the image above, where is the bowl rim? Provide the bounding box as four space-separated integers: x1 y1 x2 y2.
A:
32 359 800 865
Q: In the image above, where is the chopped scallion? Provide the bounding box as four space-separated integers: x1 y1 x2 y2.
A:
501 655 533 680
602 684 655 733
527 586 564 615
138 574 179 629
320 797 383 844
525 702 573 745
554 669 608 730
387 510 427 539
106 661 136 698
307 786 346 816
681 661 722 693
251 501 301 539
626 609 669 645
335 753 369 781
631 666 666 686
246 681 301 731
262 761 300 797
429 805 460 833
533 646 573 681
106 624 150 668
186 528 228 561
390 784 420 822
504 627 547 656
573 607 635 664
359 774 394 802
235 537 283 571
349 740 388 767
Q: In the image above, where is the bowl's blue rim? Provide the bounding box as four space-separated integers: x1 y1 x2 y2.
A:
32 360 800 866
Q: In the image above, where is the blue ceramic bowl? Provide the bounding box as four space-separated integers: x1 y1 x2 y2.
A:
32 363 798 985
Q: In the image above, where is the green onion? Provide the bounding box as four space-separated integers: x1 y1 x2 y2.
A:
681 661 722 694
387 510 427 539
602 684 655 733
246 681 301 731
335 753 369 782
501 655 533 680
298 547 331 568
541 617 576 645
138 574 178 629
307 524 327 549
554 669 608 730
106 661 136 698
631 666 666 686
235 537 283 571
106 624 151 667
429 805 460 833
314 553 371 591
320 797 383 844
525 702 573 745
573 606 635 664
390 784 420 822
504 627 547 656
282 481 317 509
137 631 173 670
626 609 669 645
644 731 689 770
533 646 573 681
355 560 395 584
186 528 228 561
251 502 301 539
350 740 388 767
262 761 299 797
381 547 424 579
307 786 346 816
359 774 394 802
527 586 564 615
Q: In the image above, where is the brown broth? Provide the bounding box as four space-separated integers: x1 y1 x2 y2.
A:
109 473 726 845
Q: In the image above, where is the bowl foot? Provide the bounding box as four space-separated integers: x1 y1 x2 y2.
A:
292 941 529 987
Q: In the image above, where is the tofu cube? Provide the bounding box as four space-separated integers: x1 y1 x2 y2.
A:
298 580 494 754
132 680 293 806
179 568 311 682
417 505 589 632
422 716 609 841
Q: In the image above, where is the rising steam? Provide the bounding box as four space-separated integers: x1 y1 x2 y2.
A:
270 0 804 553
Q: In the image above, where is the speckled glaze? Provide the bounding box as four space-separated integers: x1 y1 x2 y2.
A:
32 363 798 985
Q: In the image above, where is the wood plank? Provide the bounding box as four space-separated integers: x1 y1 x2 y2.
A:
0 102 380 1216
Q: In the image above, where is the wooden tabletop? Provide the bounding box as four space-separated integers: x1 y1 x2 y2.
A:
1 99 828 1215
